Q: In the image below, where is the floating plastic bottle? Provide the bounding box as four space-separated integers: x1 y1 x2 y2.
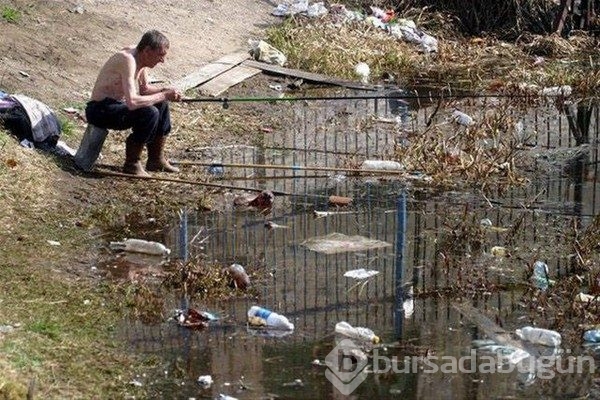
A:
109 238 171 256
515 326 561 347
247 306 294 330
532 261 549 290
335 321 380 344
361 159 403 171
583 329 600 343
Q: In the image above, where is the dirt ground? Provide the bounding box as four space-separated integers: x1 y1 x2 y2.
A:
0 1 283 397
1 0 279 103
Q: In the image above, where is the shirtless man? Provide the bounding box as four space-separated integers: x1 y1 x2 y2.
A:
85 30 182 176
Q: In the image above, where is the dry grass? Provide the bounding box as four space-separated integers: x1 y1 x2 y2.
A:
267 9 599 93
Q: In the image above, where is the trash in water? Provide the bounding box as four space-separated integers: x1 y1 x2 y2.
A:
490 246 507 257
223 263 250 290
532 260 550 290
576 293 599 303
335 321 380 344
313 210 357 219
328 195 353 206
197 375 213 389
207 163 224 176
282 378 304 387
264 220 289 230
515 326 561 347
247 306 294 330
233 190 274 213
216 394 238 400
480 218 493 227
473 342 531 365
109 238 171 256
343 268 379 280
583 329 600 343
301 232 391 254
403 286 414 318
361 159 403 170
451 109 474 126
174 308 216 329
246 326 294 338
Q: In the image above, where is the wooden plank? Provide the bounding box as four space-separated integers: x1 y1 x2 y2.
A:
198 65 261 97
172 51 250 92
241 59 380 91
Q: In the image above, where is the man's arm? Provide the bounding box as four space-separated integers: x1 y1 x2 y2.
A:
121 55 180 109
138 70 165 95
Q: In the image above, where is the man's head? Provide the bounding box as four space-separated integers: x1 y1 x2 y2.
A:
136 30 170 67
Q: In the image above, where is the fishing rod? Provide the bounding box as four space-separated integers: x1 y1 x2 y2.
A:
94 168 293 195
180 91 571 108
174 161 407 175
93 169 353 202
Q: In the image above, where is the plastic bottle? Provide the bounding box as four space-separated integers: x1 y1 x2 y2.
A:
109 238 171 256
361 159 403 171
532 261 549 290
247 306 294 330
515 326 561 347
335 321 380 344
583 329 600 343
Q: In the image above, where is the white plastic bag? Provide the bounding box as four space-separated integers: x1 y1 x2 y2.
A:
248 40 287 66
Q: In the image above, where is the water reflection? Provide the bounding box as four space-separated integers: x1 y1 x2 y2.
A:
118 98 599 399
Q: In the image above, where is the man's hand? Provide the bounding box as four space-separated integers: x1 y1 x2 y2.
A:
162 88 182 102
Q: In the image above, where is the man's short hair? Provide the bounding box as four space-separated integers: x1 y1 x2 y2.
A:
136 30 170 52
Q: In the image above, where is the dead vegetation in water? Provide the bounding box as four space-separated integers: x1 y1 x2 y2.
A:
395 102 531 190
163 257 264 300
407 195 600 346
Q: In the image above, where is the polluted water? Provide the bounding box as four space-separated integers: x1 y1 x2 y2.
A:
115 93 600 399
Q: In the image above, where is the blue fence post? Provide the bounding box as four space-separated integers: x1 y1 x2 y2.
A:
394 190 407 338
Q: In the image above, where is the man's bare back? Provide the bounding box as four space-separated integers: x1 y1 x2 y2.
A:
90 46 138 102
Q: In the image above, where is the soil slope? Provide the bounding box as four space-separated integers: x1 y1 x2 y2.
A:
0 1 279 397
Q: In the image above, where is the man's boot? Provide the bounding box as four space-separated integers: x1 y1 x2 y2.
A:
123 136 150 177
146 135 179 173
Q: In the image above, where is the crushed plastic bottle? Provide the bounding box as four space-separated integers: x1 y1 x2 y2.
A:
583 329 600 343
109 238 171 256
515 326 561 347
247 306 294 330
532 261 549 290
335 321 380 344
361 159 403 170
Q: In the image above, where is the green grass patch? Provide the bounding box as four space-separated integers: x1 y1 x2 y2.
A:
1 6 20 23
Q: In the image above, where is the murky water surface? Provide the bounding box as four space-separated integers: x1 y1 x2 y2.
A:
117 94 600 399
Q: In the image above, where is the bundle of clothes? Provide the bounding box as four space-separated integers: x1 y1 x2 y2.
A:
0 90 74 156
